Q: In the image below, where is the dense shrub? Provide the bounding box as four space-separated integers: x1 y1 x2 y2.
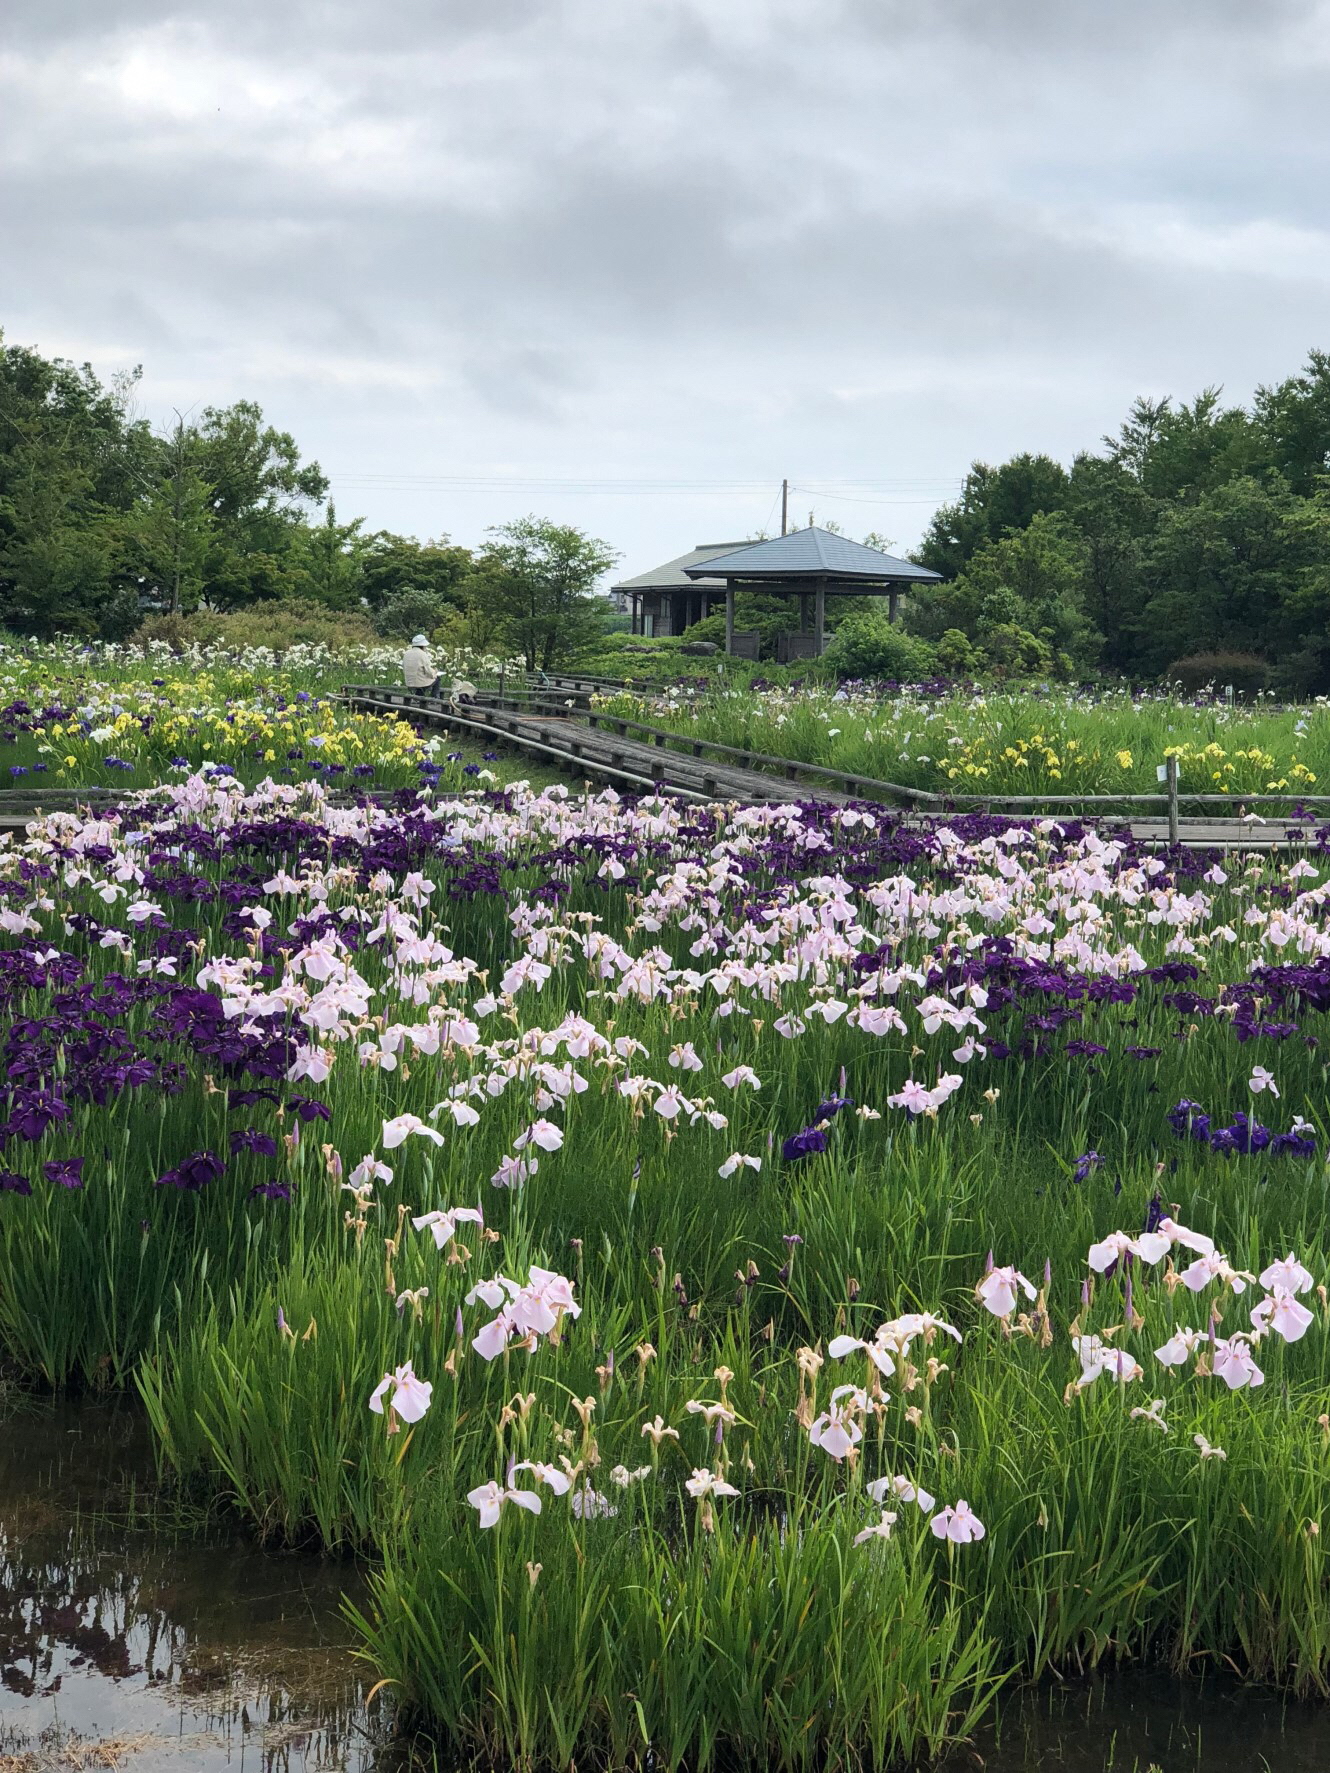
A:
680 593 836 658
1165 652 1271 697
935 628 979 675
978 623 1054 677
135 600 380 655
821 614 935 682
371 589 458 642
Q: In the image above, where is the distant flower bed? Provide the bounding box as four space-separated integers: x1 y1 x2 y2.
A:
4 777 1330 1762
603 680 1330 801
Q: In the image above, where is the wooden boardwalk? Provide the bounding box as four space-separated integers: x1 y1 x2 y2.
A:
1 694 1316 853
338 687 1328 853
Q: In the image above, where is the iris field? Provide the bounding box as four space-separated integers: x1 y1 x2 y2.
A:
603 679 1330 802
4 653 1330 1767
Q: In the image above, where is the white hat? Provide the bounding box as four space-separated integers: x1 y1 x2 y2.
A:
410 633 429 646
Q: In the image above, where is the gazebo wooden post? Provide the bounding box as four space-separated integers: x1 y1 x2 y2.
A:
814 580 826 655
725 584 735 655
888 588 900 624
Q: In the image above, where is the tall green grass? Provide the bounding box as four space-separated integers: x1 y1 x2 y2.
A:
5 796 1330 1763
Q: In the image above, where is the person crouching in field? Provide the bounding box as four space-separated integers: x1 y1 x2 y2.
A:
402 633 441 695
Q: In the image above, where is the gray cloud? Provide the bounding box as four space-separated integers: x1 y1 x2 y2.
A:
4 0 1330 572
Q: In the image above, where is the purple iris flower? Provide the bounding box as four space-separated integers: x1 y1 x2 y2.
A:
1072 1151 1104 1183
249 1180 292 1201
43 1157 85 1189
155 1150 225 1191
0 1171 32 1195
782 1127 828 1161
287 1096 332 1124
812 1095 854 1123
230 1128 279 1157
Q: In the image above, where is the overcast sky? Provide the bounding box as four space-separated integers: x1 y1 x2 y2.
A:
5 0 1330 579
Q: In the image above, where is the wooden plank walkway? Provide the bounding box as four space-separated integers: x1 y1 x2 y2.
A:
339 687 836 804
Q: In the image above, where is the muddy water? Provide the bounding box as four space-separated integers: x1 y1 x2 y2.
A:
0 1399 387 1773
948 1667 1330 1772
4 1398 1329 1772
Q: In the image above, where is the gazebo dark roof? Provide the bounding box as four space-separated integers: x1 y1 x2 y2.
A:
612 542 748 595
683 526 941 587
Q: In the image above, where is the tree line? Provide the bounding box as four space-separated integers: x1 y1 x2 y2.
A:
904 351 1330 690
7 328 1330 685
0 333 616 669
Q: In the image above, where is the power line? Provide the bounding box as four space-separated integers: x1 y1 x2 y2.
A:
323 472 963 496
789 484 960 506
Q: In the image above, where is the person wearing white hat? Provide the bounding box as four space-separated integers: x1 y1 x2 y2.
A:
402 633 442 695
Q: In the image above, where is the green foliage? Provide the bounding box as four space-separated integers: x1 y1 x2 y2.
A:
0 333 475 639
1164 652 1272 697
821 613 935 680
134 598 380 654
910 512 1096 677
935 628 978 674
360 532 471 610
916 453 1071 579
979 622 1054 677
465 516 617 671
682 594 803 656
372 587 459 642
908 354 1330 686
288 502 368 609
118 421 215 614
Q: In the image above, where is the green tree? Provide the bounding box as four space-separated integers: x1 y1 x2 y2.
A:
360 531 472 610
291 502 368 608
466 517 617 671
1252 350 1330 498
120 417 215 614
948 512 1096 676
1104 389 1265 503
1138 476 1329 675
1064 453 1153 674
915 454 1070 579
189 400 327 606
0 336 153 635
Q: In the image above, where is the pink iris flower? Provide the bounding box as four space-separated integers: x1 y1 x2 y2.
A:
1251 1288 1315 1344
1211 1334 1265 1390
808 1385 867 1461
854 1509 898 1545
976 1265 1036 1318
1154 1326 1209 1367
1259 1252 1314 1295
411 1205 484 1249
466 1480 543 1529
381 1113 445 1150
867 1474 936 1511
827 1332 895 1376
1087 1229 1172 1271
368 1361 433 1424
930 1500 986 1544
1180 1252 1255 1294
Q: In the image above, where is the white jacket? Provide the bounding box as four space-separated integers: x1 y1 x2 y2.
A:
402 645 436 688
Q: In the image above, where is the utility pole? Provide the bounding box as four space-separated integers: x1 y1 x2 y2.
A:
780 478 788 536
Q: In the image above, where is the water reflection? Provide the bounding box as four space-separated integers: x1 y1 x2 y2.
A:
0 1399 386 1771
950 1666 1330 1772
5 1399 1326 1771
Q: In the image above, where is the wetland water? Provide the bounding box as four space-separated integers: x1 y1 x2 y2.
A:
3 1401 1329 1773
0 1400 385 1772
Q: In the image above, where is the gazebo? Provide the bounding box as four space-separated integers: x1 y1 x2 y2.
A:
613 542 746 640
683 526 942 659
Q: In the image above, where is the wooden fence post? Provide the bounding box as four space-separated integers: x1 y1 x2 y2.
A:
1166 755 1179 845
